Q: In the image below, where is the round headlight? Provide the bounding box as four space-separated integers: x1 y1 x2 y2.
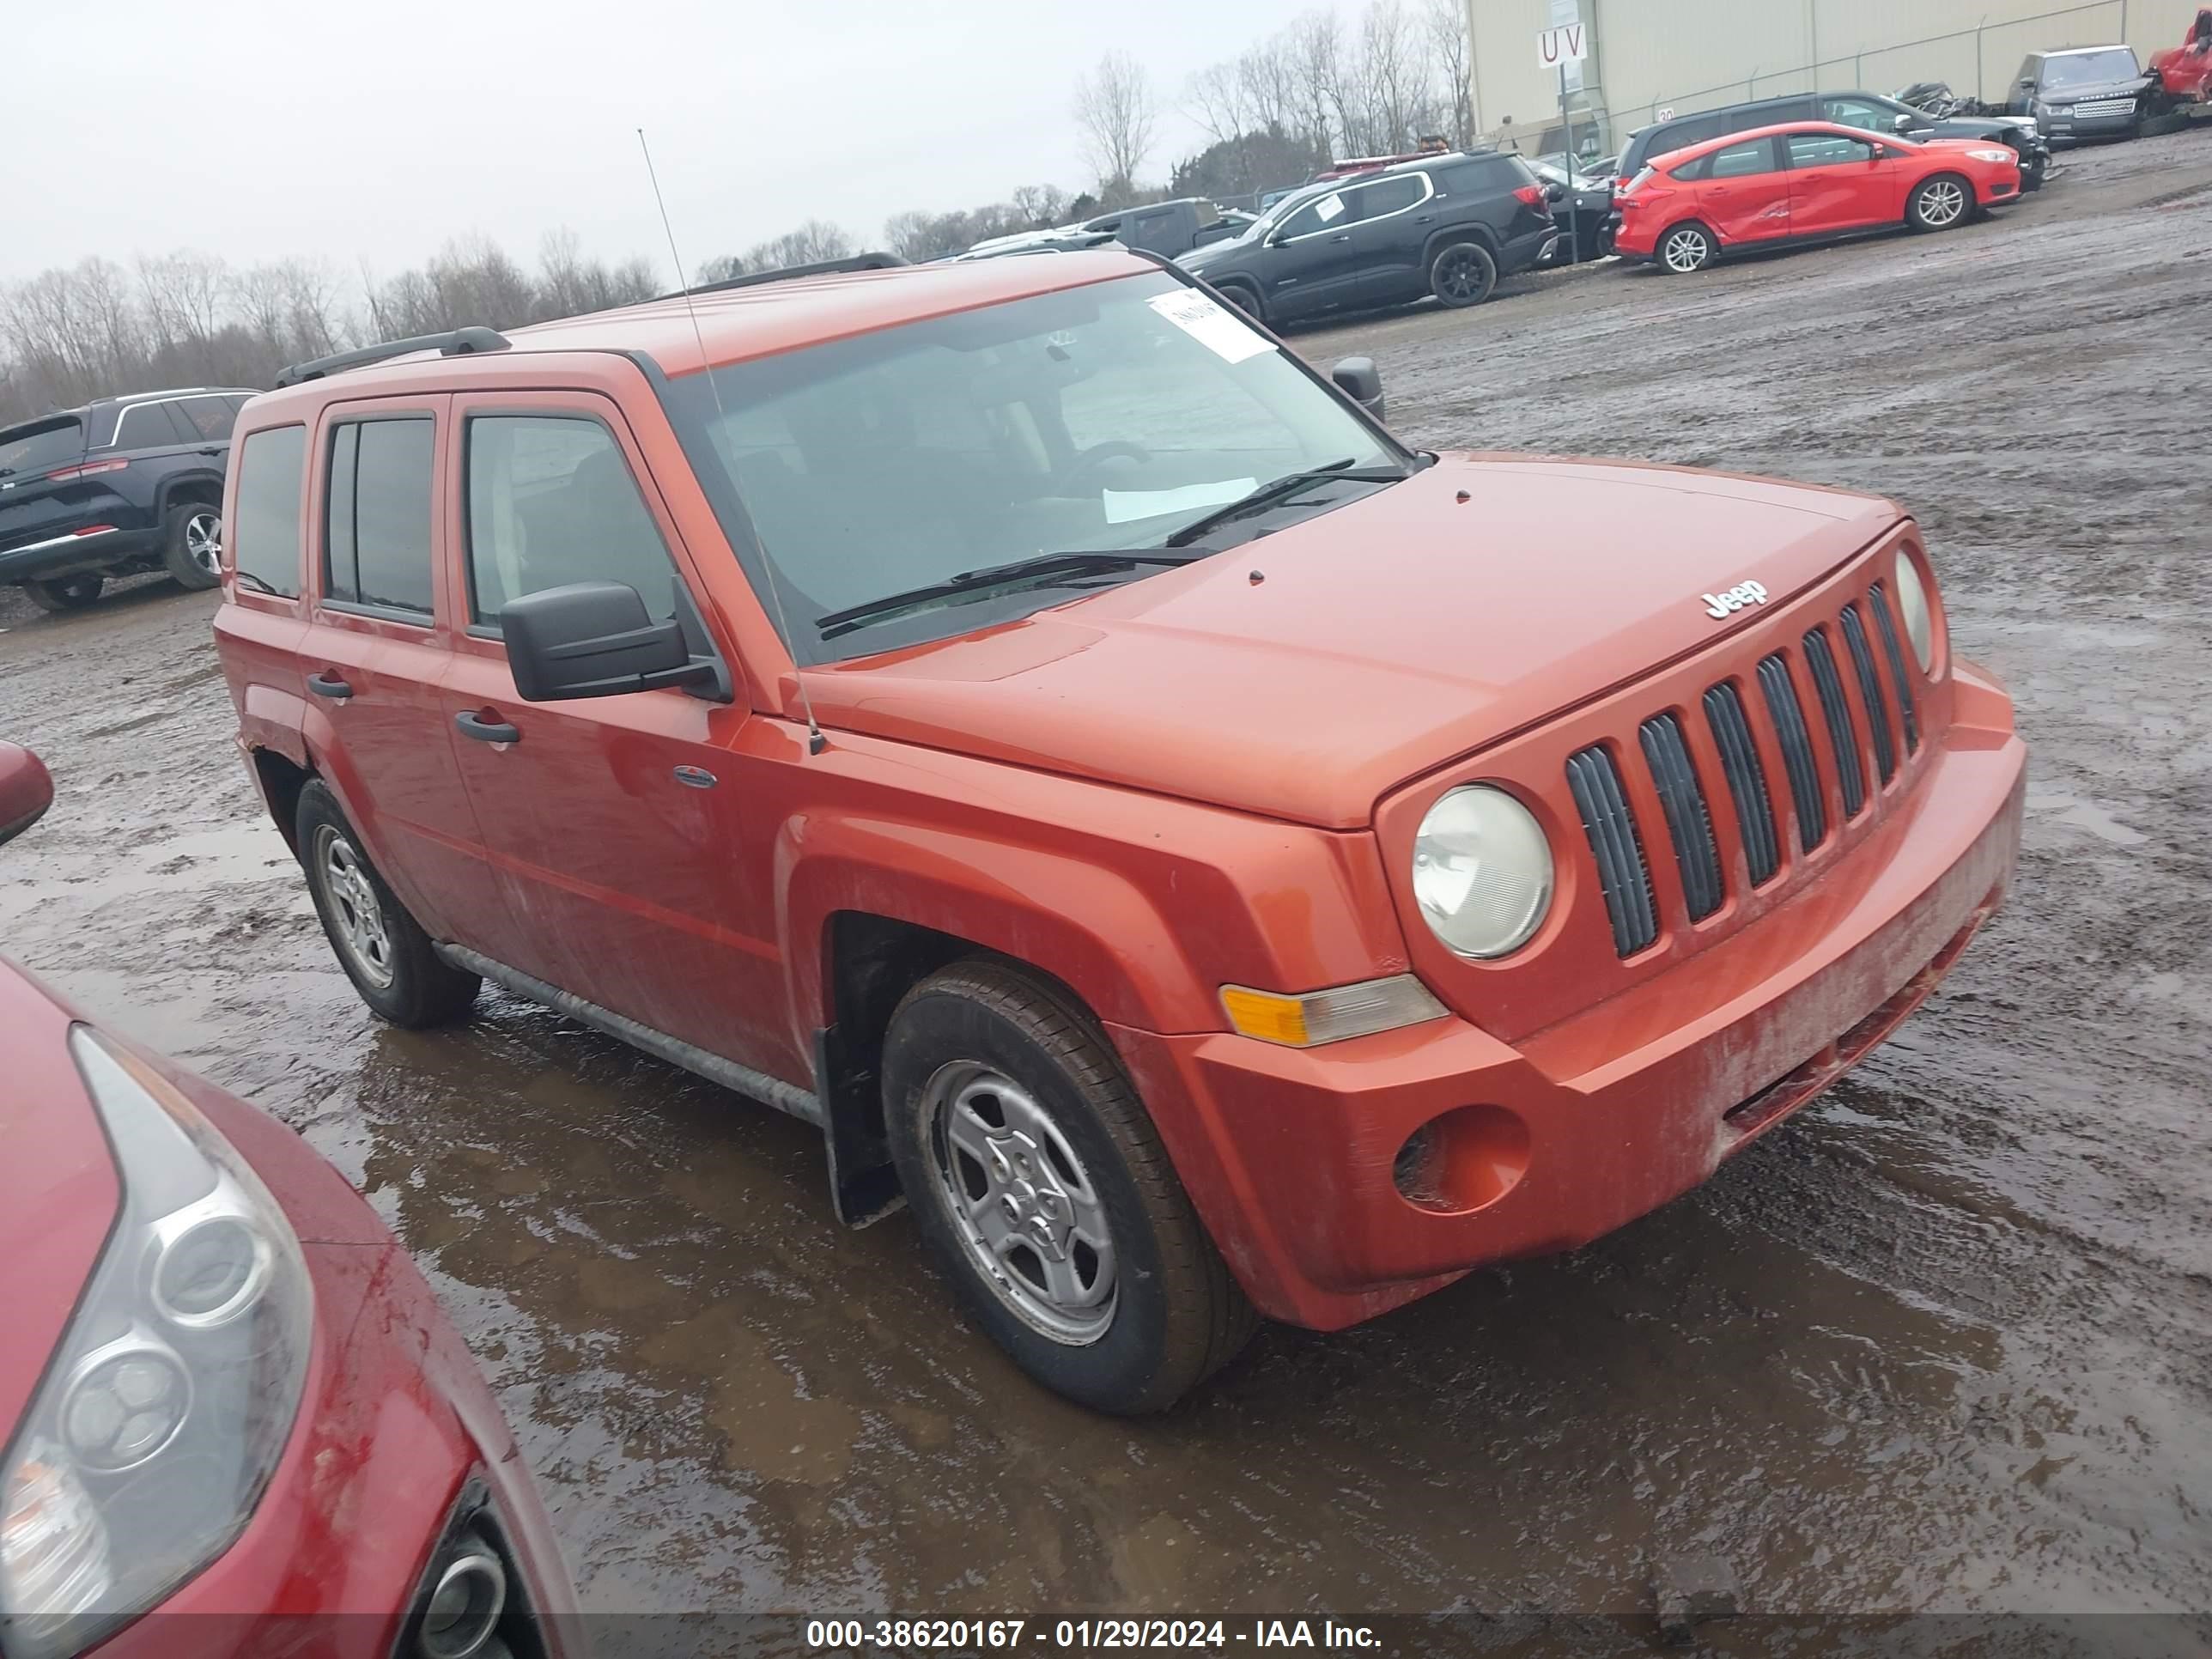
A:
1893 556 1935 672
1412 786 1553 958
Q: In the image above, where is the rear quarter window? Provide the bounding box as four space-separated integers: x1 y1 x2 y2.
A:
113 402 193 449
1435 155 1523 195
230 425 307 599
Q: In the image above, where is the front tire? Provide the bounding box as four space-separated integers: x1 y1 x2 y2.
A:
1213 281 1265 323
1907 173 1972 231
1428 240 1498 307
883 960 1255 1413
295 780 480 1027
1658 221 1717 273
163 502 223 591
21 574 106 613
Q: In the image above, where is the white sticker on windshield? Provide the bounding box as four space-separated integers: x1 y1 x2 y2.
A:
1102 477 1257 526
1146 290 1274 364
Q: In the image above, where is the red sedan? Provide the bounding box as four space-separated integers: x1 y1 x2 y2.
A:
0 742 574 1658
1614 120 2022 273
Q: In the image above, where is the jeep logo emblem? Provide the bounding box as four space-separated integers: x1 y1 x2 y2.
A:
1702 580 1769 620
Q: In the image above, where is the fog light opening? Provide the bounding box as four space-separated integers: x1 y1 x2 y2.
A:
418 1538 507 1659
1391 1106 1531 1215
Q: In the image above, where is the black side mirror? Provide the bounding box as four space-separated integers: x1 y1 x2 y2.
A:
1543 180 1568 202
1331 357 1386 422
0 742 54 848
501 580 719 702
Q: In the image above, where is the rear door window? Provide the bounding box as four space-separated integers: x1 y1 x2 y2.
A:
1352 174 1428 219
324 417 435 616
179 397 240 441
1707 137 1782 178
1787 131 1877 167
0 417 85 477
1822 96 1899 132
464 416 678 628
113 402 193 449
230 426 307 599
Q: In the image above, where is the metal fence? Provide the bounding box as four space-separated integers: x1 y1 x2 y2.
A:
1553 0 2134 155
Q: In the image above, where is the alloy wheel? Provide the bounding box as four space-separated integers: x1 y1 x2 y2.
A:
1663 228 1710 272
922 1060 1117 1344
316 826 395 988
1920 179 1966 227
184 511 222 578
1437 250 1484 301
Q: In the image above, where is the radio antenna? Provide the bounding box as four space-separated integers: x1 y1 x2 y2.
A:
636 126 827 757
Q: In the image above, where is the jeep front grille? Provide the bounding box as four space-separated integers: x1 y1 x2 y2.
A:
1702 681 1779 887
1566 586 1923 957
1565 744 1657 956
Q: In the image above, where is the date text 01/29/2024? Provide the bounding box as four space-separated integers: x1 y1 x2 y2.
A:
804 1619 1383 1650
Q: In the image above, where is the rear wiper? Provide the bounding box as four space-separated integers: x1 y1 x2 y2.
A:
817 550 1203 640
1164 459 1412 549
234 570 278 595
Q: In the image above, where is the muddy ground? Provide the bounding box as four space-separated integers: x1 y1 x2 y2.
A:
2 133 2208 1632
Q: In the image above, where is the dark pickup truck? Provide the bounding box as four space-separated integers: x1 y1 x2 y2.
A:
0 387 253 612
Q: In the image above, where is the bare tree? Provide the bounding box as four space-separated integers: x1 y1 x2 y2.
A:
1358 0 1437 154
696 219 856 283
1426 0 1476 149
1074 52 1158 190
1009 183 1071 228
1290 10 1355 158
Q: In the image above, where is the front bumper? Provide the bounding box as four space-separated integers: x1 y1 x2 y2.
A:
1112 668 2024 1330
85 1064 576 1657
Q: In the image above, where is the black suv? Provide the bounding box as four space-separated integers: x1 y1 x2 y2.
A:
1173 150 1557 325
0 387 253 613
1617 90 2050 192
2005 46 2155 141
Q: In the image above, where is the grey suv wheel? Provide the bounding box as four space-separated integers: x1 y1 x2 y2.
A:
164 503 223 591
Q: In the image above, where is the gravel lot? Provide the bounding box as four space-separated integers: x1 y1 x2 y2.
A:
2 131 2208 1638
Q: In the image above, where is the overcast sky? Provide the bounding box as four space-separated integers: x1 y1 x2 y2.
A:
6 0 1316 286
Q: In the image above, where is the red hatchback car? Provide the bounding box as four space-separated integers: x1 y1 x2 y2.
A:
0 744 574 1658
1615 120 2022 273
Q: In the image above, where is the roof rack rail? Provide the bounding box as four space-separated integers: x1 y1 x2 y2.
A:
274 325 512 388
672 252 906 299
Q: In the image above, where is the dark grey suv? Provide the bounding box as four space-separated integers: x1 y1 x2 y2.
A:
1172 152 1558 325
0 387 254 612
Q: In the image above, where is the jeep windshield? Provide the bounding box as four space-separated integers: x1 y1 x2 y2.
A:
665 269 1405 662
2044 48 2141 88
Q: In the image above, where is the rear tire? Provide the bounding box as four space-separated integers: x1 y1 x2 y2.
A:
882 958 1256 1413
1658 222 1717 274
163 502 223 591
21 574 106 613
1428 240 1498 307
1906 173 1972 231
295 780 481 1027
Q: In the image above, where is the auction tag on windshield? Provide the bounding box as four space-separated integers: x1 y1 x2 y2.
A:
1146 290 1275 364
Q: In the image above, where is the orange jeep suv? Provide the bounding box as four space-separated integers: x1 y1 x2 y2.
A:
212 251 2025 1413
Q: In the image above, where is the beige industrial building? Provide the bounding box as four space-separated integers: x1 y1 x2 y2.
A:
1465 0 2205 158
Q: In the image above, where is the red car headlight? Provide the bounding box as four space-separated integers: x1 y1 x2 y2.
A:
0 1030 313 1659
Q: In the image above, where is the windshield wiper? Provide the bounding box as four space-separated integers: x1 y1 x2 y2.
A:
234 569 278 596
1163 458 1412 549
817 550 1203 640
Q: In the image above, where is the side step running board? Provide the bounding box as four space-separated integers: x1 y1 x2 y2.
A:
433 942 825 1127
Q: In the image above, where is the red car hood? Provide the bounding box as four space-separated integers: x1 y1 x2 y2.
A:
0 961 121 1437
804 453 1900 829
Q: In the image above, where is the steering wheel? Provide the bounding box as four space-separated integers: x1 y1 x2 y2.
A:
1063 440 1152 485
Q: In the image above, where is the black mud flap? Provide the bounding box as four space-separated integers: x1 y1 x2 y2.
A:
815 1024 904 1228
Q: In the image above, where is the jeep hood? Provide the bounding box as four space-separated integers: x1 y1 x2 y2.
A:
802 454 1900 830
